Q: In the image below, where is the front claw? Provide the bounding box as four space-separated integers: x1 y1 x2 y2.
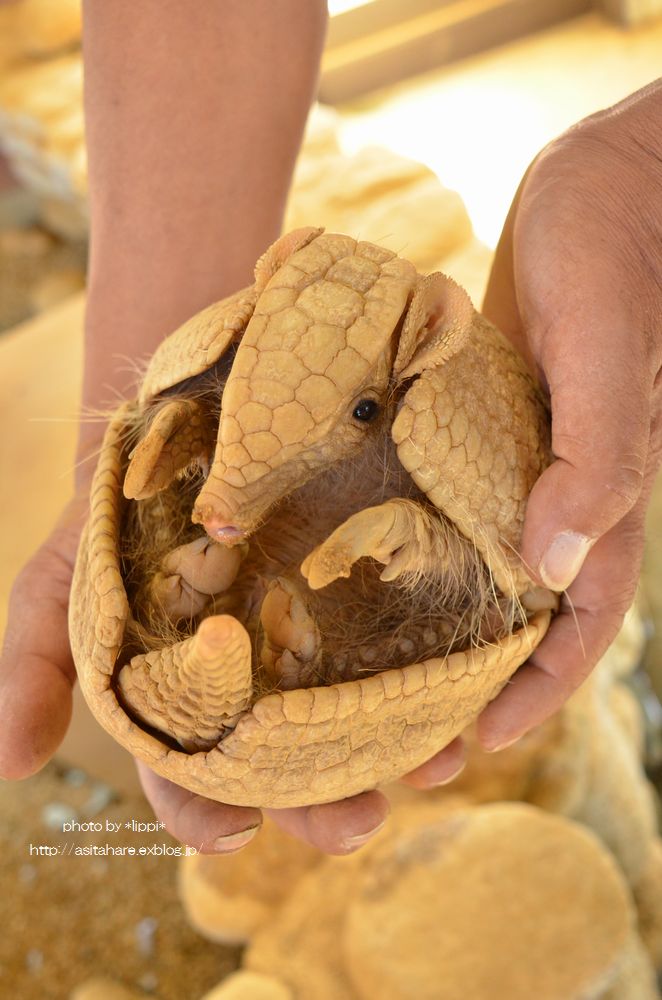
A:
301 500 420 590
148 570 211 621
260 578 322 690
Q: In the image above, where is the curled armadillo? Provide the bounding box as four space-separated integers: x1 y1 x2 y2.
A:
69 228 555 808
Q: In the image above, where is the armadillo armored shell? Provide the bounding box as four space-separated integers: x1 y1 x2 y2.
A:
69 228 554 809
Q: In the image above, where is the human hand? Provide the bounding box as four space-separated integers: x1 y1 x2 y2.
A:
476 79 662 750
0 0 409 855
0 497 85 781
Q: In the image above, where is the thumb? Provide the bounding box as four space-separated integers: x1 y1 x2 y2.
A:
520 313 650 591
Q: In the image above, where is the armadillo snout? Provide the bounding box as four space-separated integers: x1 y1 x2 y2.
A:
192 501 246 545
202 517 245 546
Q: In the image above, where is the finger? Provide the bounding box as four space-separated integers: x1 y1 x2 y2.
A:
485 162 654 593
477 488 647 750
136 761 263 854
520 322 650 591
399 737 466 789
265 789 390 855
0 540 78 779
0 649 73 780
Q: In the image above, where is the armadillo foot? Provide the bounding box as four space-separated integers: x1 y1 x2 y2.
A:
260 577 322 690
162 535 246 595
148 570 211 621
146 535 247 623
301 499 440 589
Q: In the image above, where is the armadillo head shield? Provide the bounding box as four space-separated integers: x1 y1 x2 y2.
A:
192 231 419 541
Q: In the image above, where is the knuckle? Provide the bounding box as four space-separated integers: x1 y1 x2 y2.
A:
585 604 630 661
557 663 592 701
603 463 645 511
551 430 646 518
168 792 200 844
10 534 75 607
598 586 636 623
577 579 638 652
9 564 34 605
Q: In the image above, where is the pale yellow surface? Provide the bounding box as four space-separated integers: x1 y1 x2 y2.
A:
0 292 83 638
181 638 662 997
338 12 662 247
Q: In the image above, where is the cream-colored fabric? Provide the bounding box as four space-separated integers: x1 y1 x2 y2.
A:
0 66 475 263
69 977 146 1000
200 971 293 1000
179 818 320 945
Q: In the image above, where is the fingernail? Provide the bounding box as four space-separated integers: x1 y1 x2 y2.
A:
429 760 466 786
341 819 387 851
213 825 260 853
539 531 594 591
486 736 521 753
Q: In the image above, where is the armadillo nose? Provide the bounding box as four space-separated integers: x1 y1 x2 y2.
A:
203 518 246 546
192 502 245 544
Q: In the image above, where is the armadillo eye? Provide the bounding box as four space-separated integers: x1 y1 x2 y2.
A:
352 399 380 423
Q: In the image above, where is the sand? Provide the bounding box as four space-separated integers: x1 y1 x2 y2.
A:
0 761 240 1000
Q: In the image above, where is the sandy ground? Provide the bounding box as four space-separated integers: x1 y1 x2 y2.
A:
0 762 240 1000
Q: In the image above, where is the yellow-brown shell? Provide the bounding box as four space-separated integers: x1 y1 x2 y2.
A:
138 285 258 404
136 228 324 404
69 401 549 808
69 231 553 809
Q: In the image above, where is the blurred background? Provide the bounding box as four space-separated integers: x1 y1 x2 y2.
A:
1 1 662 998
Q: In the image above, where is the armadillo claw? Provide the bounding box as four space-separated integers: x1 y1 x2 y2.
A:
117 614 253 752
148 570 211 621
520 586 559 614
260 577 322 690
147 537 246 623
301 501 418 590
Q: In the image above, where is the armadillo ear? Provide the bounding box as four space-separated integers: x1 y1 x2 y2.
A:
393 273 474 380
254 227 324 293
124 399 209 500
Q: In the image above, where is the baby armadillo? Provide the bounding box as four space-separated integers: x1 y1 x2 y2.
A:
69 228 555 808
